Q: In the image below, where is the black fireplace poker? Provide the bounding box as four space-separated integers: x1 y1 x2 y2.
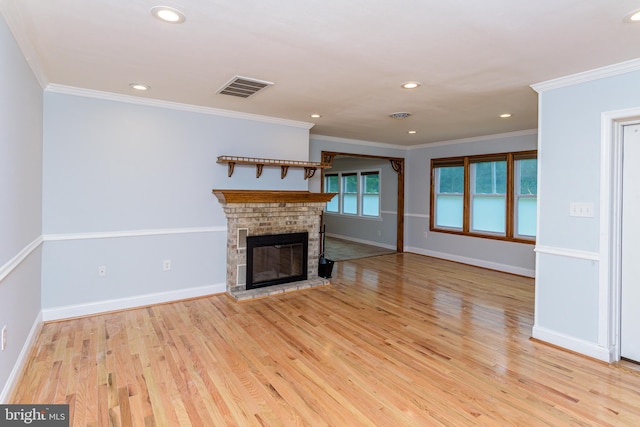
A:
318 224 334 279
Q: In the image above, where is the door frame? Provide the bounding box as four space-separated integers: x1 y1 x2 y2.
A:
600 109 640 362
320 151 404 253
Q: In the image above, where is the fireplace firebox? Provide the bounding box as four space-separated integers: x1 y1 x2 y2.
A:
246 232 309 290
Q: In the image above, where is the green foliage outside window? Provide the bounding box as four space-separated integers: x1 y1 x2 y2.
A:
363 174 379 194
343 174 358 193
326 175 339 193
438 166 464 193
474 161 506 194
518 159 537 195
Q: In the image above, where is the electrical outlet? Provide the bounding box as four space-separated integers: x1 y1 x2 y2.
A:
163 259 171 271
98 265 107 277
2 326 7 351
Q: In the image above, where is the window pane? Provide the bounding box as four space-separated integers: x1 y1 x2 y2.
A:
517 159 537 195
343 193 357 214
431 152 536 241
473 161 506 194
437 167 464 193
324 175 339 212
326 195 338 213
472 196 506 233
517 198 537 237
361 172 380 217
363 173 379 194
325 175 339 193
515 158 537 237
434 166 463 229
343 174 357 193
362 194 379 216
435 195 463 229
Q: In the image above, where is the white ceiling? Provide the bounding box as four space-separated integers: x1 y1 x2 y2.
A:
3 0 640 146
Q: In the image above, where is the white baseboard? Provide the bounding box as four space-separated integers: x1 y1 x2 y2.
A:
325 233 396 251
0 311 43 404
532 325 613 362
42 283 226 321
405 246 535 278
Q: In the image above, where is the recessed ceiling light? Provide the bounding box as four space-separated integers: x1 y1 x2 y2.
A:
129 83 150 91
310 114 322 118
151 6 186 23
401 81 421 89
408 130 417 134
624 9 640 22
499 113 512 118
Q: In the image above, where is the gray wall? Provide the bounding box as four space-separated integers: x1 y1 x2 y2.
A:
41 92 312 318
534 65 640 361
0 14 43 402
309 136 407 249
406 132 537 277
311 132 537 276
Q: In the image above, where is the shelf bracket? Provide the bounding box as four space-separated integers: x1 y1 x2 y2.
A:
281 165 289 179
304 167 317 180
227 162 236 177
256 164 264 178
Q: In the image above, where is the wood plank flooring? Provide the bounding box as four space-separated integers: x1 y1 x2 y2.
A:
10 253 640 426
323 236 396 261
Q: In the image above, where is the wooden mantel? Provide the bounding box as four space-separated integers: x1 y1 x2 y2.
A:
212 189 337 204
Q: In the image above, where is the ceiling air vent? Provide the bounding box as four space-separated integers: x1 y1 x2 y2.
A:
217 76 274 98
389 112 412 119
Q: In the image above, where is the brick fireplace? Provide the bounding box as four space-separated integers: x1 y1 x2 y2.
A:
212 190 336 301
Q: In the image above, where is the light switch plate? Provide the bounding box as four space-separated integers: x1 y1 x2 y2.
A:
570 202 594 217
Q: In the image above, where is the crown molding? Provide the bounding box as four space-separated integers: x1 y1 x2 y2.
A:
531 58 640 93
311 129 538 151
407 129 538 150
310 134 407 151
45 84 316 130
0 0 49 89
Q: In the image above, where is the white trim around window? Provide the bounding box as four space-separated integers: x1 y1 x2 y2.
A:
324 169 381 219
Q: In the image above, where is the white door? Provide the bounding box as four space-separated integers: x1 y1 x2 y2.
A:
621 123 640 362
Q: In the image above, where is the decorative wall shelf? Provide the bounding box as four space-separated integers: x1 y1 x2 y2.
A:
217 156 331 179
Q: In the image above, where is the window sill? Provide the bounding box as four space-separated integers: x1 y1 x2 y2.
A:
429 227 536 244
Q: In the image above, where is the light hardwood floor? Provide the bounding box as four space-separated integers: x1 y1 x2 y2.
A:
11 254 640 426
322 236 395 261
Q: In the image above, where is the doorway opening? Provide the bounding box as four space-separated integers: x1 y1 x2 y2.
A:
600 110 640 363
320 151 404 255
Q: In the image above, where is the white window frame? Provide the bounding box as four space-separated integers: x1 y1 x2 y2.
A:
341 172 359 215
324 169 381 219
324 174 340 213
361 171 381 217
